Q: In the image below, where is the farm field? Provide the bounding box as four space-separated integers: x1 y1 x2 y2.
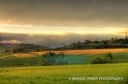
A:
15 48 128 57
0 48 128 84
0 63 127 84
0 52 128 67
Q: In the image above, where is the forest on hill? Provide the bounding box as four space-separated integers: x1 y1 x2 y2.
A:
0 34 128 53
55 35 128 50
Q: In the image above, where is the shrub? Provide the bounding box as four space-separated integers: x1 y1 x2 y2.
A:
91 57 109 64
105 52 116 63
42 51 56 65
91 52 117 64
42 51 67 66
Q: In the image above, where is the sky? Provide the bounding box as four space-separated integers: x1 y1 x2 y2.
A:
0 0 128 35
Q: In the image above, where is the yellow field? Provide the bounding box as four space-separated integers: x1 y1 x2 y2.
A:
15 48 128 57
0 63 128 84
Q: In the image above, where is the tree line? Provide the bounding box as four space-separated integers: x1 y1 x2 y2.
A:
55 35 128 50
0 34 128 53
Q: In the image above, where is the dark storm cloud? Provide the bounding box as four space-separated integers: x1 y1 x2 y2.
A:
0 0 128 27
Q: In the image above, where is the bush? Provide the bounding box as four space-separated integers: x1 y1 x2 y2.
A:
42 51 67 66
91 52 117 64
91 57 109 64
105 52 115 63
43 51 56 65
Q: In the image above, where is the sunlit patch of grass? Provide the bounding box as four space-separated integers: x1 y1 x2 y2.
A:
0 63 128 84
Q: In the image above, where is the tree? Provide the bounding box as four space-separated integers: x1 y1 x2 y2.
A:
106 52 114 63
57 52 66 65
91 52 117 64
43 51 57 65
42 51 67 65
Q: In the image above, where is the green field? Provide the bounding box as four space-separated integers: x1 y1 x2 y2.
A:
0 52 128 84
0 63 127 84
0 53 128 67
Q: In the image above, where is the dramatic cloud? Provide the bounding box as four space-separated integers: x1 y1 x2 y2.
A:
0 0 128 27
0 0 128 47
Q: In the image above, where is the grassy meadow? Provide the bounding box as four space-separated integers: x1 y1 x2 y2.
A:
0 63 128 84
0 52 128 67
0 48 128 84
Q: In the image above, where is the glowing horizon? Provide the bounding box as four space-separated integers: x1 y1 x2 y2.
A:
0 24 127 35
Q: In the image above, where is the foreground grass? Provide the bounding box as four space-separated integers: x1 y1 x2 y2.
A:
0 63 128 84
